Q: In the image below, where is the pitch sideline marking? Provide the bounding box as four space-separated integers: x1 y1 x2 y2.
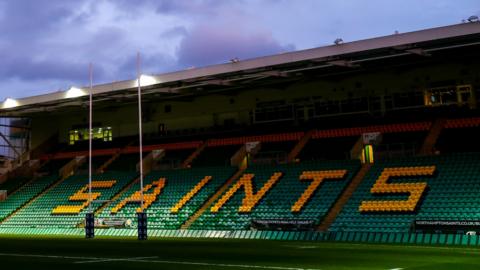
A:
75 256 159 264
110 258 322 270
340 242 480 254
286 242 480 254
284 245 319 249
0 252 321 270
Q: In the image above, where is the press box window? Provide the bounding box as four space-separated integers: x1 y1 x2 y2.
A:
69 127 112 145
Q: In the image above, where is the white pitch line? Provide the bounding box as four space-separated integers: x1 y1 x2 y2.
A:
389 268 404 270
315 242 480 255
283 245 319 249
0 252 104 261
0 252 321 270
75 256 159 264
125 258 321 270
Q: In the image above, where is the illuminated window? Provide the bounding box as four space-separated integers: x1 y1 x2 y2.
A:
424 84 475 108
69 127 112 145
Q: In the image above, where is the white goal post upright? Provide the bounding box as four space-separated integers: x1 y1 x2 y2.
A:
136 52 145 212
136 52 147 240
85 63 95 239
88 63 93 214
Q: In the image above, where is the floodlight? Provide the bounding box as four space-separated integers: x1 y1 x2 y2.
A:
139 75 157 87
334 38 343 45
2 98 19 109
65 87 87 98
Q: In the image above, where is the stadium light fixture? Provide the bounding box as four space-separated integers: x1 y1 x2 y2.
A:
334 38 344 45
2 98 19 109
65 87 87 99
138 75 157 87
468 15 479 23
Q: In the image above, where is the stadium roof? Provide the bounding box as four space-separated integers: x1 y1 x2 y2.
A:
2 21 480 116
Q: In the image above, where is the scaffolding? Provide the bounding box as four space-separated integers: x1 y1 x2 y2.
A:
0 117 30 166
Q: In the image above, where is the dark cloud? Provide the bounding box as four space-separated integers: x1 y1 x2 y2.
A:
111 0 198 16
0 0 90 83
161 26 188 39
114 0 245 18
154 0 237 15
0 54 106 83
177 25 294 68
0 25 122 84
0 0 81 39
154 0 185 14
0 0 477 99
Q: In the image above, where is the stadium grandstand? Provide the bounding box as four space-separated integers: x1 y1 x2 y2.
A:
1 21 480 268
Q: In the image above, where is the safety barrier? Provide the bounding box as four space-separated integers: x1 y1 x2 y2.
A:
0 227 478 246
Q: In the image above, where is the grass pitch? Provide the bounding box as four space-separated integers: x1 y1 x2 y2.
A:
0 235 479 269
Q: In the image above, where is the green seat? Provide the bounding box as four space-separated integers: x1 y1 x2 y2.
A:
97 166 236 230
1 172 135 229
191 160 360 231
0 175 59 222
329 153 480 237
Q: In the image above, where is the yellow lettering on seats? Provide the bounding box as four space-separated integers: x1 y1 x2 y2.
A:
359 166 435 212
110 178 165 214
291 170 347 213
170 176 212 214
52 180 116 214
210 172 283 213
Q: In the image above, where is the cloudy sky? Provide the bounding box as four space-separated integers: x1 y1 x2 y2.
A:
0 0 478 99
